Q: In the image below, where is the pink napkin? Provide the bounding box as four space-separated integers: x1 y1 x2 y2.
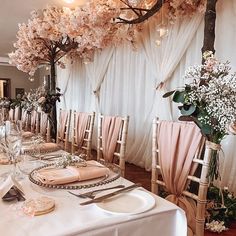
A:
22 143 60 154
22 131 34 139
35 160 110 185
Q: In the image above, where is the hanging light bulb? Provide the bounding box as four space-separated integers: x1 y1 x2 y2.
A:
63 0 74 3
157 27 168 38
28 77 35 82
155 39 161 47
155 0 168 46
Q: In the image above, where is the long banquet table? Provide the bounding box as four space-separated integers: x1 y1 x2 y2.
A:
0 159 187 236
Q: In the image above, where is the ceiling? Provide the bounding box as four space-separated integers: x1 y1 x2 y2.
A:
0 0 85 59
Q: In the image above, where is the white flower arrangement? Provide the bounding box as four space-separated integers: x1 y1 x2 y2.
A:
164 51 236 181
21 86 61 114
205 220 228 233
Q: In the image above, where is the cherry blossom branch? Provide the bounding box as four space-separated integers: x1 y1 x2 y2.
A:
117 0 165 24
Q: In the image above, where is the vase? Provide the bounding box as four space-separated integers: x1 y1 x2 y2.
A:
205 140 221 183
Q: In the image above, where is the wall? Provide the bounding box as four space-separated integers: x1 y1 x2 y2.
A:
0 65 40 98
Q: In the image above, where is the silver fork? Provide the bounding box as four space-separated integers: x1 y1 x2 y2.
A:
68 185 125 199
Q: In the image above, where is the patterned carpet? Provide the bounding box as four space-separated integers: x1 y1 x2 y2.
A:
125 162 236 236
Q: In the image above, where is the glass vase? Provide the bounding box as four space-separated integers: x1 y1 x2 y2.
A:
205 140 221 183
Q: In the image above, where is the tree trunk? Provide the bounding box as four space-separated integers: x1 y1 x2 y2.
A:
50 62 57 141
201 0 218 62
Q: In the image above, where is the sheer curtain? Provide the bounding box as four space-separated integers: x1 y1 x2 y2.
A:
85 47 115 113
57 0 236 192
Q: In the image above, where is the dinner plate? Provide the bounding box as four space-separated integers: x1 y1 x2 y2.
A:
95 189 155 215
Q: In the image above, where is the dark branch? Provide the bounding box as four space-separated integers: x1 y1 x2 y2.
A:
201 0 218 62
117 0 165 24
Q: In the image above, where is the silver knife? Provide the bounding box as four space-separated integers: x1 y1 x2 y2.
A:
80 183 142 205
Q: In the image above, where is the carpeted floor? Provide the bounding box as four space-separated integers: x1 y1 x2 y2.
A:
125 162 236 236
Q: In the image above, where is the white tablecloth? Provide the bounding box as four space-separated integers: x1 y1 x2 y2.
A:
0 164 187 236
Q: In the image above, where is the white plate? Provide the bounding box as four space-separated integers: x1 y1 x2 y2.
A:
95 189 155 215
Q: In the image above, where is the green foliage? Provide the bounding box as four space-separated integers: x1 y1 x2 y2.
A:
206 185 236 226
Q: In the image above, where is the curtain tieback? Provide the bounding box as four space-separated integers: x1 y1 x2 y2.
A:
156 81 164 90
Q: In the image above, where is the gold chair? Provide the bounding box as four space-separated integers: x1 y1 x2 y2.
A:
97 114 129 177
56 109 71 152
71 111 95 159
151 117 209 236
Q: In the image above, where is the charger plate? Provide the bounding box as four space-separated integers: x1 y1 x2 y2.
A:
29 160 121 190
95 189 155 215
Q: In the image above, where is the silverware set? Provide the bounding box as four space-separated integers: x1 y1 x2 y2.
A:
68 184 125 199
68 183 142 205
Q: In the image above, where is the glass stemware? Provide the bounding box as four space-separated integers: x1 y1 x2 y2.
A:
0 121 23 180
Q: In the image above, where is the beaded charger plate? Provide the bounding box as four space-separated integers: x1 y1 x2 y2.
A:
28 160 121 190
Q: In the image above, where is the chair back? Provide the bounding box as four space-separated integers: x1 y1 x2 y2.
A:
14 106 21 122
71 111 95 159
56 109 71 151
2 108 8 121
151 117 208 236
39 112 51 142
30 110 39 133
8 108 14 122
21 108 30 131
97 114 129 177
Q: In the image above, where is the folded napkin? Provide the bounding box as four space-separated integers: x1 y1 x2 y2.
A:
35 160 110 185
22 143 60 154
0 152 10 165
22 131 34 139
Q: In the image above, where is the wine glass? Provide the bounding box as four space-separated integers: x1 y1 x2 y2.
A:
4 122 23 180
18 134 45 175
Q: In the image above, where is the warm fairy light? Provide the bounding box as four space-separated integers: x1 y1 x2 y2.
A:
63 0 74 4
155 39 161 47
157 27 168 38
28 77 35 82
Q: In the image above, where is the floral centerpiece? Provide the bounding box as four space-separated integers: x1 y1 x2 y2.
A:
21 85 62 137
164 51 236 182
21 86 62 114
0 98 11 109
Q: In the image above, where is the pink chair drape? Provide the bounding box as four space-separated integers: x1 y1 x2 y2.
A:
40 112 48 136
8 109 14 121
101 116 122 162
59 110 68 139
14 107 20 121
75 112 89 148
30 110 37 132
157 121 204 236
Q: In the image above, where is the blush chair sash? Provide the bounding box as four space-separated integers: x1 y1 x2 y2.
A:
101 116 122 162
157 121 203 235
75 112 89 148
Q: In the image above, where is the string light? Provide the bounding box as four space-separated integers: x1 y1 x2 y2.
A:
63 0 74 3
156 0 168 46
28 77 35 82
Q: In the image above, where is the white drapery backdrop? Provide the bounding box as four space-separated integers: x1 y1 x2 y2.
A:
57 0 236 192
